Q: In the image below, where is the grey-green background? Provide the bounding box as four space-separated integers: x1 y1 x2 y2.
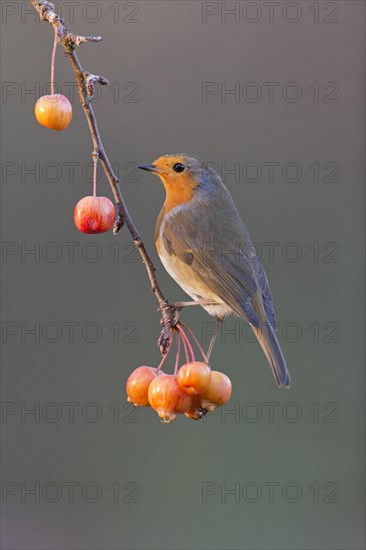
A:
1 1 365 549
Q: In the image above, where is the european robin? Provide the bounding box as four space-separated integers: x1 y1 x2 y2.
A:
138 155 291 388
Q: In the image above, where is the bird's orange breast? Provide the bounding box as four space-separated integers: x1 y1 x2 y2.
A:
155 182 196 257
163 181 196 212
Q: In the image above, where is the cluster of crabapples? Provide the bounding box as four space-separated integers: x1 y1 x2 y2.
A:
35 27 115 235
126 325 232 423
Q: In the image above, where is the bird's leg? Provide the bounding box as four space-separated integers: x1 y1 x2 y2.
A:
174 299 219 309
174 299 218 311
206 316 224 361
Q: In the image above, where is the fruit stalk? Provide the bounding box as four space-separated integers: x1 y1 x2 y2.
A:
28 0 176 349
92 151 98 198
174 332 181 376
180 322 209 364
177 325 195 362
50 24 58 96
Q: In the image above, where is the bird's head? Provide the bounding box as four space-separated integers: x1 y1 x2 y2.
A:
138 154 217 206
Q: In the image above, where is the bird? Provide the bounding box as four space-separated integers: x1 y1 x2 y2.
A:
138 154 291 388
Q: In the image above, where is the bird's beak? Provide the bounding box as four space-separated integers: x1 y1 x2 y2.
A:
138 163 164 174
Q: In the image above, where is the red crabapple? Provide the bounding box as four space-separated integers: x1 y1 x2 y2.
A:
74 196 115 234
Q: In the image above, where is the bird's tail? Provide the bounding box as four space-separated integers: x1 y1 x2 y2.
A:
252 323 291 388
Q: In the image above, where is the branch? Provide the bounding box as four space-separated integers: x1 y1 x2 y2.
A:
29 0 175 353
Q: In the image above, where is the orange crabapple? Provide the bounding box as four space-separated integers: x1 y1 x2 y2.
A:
177 361 211 395
148 374 193 423
126 366 158 407
198 371 232 412
35 94 72 131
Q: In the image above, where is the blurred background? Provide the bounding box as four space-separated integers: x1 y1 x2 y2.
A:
1 1 365 549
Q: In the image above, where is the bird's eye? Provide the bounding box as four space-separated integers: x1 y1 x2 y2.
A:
173 163 185 173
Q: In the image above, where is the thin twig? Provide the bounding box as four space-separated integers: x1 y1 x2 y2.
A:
28 0 176 353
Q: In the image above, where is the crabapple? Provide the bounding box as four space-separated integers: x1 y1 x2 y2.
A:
198 371 232 412
74 196 115 234
177 361 211 395
148 374 193 423
184 398 205 421
126 366 158 407
35 94 72 131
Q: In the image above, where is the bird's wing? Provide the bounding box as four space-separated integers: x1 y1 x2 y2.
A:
162 201 276 329
254 261 277 329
